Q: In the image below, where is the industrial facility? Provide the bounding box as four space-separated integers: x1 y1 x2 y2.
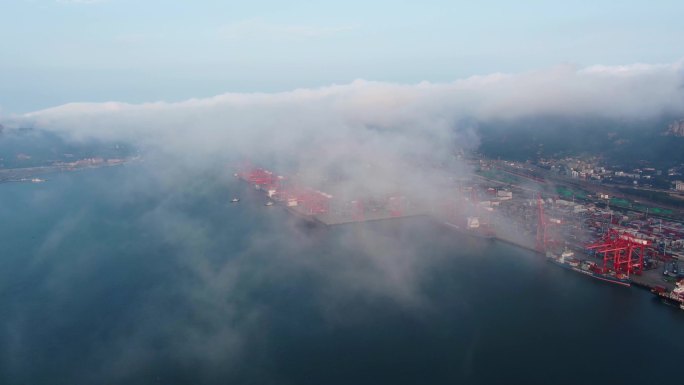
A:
232 161 684 311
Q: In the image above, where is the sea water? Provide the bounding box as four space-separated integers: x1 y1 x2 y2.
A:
1 164 682 384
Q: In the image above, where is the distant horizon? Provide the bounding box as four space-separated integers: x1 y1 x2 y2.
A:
3 0 684 113
1 59 681 118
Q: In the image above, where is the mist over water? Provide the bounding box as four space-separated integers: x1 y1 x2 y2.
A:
1 164 682 385
2 0 684 379
4 62 682 226
2 61 684 382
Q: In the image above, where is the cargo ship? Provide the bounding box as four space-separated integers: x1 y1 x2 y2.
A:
546 249 631 287
546 249 580 269
651 280 684 311
443 216 496 239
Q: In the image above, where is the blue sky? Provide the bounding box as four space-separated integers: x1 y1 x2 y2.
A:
1 0 683 113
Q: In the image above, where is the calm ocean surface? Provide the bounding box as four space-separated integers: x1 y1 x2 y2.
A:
1 165 682 384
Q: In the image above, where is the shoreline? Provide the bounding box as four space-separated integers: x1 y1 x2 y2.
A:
0 158 139 185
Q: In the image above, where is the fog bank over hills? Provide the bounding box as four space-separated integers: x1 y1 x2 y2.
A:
2 61 683 172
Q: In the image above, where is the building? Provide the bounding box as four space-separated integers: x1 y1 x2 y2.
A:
675 180 684 192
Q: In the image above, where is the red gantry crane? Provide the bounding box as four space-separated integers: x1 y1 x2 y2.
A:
586 229 650 277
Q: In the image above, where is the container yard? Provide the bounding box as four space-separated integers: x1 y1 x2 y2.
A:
232 162 684 311
234 164 430 225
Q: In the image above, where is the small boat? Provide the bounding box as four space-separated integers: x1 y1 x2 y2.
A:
265 201 274 206
230 197 240 203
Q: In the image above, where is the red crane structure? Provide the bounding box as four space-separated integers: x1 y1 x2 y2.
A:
352 200 365 222
235 163 330 215
387 195 407 217
536 194 563 252
273 186 331 215
238 166 278 189
586 229 650 277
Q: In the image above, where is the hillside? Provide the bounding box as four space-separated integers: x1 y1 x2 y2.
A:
476 116 684 168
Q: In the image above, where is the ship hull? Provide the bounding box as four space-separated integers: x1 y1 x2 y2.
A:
443 221 495 240
547 257 631 287
651 290 684 310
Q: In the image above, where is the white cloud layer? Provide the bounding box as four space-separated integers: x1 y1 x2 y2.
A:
19 61 684 161
13 61 681 205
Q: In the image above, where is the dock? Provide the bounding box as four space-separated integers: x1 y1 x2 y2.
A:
233 164 683 310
